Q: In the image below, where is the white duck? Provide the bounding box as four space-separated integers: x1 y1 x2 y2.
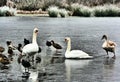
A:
101 35 116 58
65 37 93 59
22 28 39 61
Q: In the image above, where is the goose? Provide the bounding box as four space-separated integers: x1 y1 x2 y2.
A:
51 40 62 50
101 35 116 58
22 28 39 61
65 37 93 59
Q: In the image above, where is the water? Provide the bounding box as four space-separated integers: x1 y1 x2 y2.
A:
0 17 120 82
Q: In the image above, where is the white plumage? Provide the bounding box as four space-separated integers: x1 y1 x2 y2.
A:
22 28 39 57
22 44 38 56
65 37 93 59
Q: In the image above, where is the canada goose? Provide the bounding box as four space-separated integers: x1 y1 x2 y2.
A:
101 35 116 58
65 37 93 59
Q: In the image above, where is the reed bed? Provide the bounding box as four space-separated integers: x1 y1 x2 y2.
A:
70 3 120 17
0 6 16 16
48 6 68 17
93 5 120 17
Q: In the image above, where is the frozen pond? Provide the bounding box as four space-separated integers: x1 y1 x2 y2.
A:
0 17 120 82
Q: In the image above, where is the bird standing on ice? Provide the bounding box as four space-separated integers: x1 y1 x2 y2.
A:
101 35 116 59
64 37 93 59
51 40 62 51
22 28 39 62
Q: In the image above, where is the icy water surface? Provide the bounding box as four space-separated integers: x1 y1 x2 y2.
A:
0 17 120 82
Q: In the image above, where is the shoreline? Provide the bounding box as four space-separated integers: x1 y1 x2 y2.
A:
16 13 49 17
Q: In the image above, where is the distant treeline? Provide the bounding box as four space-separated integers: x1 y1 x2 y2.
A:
0 0 120 10
0 0 7 6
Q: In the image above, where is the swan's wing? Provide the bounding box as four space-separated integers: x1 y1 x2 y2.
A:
108 40 116 47
66 50 92 59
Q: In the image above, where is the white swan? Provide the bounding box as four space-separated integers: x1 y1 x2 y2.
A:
65 37 93 59
22 28 39 58
101 35 116 58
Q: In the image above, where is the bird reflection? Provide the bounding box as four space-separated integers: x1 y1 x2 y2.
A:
50 56 65 64
65 59 91 82
103 57 115 69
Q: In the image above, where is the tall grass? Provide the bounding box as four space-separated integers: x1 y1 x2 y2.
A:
59 9 68 17
48 6 68 17
70 3 120 17
48 6 59 17
93 5 120 17
70 3 91 17
0 6 16 16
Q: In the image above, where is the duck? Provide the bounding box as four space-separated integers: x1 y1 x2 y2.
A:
21 59 31 73
101 35 116 58
24 38 30 46
0 54 10 66
6 41 16 60
46 40 52 47
64 37 93 59
22 28 39 61
17 43 22 53
6 41 16 50
51 40 62 50
0 46 5 54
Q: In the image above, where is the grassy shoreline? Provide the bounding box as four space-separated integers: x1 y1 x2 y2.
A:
0 3 120 17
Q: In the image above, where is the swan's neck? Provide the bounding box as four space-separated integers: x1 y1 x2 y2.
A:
32 32 37 44
66 40 71 52
104 39 108 43
102 39 108 48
